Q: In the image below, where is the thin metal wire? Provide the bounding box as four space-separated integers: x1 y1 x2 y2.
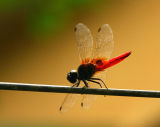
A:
0 82 160 98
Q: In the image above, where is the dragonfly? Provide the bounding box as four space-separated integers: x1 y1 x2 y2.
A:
60 23 131 113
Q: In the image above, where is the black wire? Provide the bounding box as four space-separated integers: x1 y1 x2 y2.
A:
0 82 160 98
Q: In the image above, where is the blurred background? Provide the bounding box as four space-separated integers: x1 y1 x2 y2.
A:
0 0 160 127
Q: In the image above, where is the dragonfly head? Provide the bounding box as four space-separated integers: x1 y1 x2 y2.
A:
67 70 78 83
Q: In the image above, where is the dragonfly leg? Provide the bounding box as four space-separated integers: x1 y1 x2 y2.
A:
71 84 76 87
76 80 80 87
87 79 102 88
80 80 89 94
82 80 88 87
89 78 108 89
71 80 80 87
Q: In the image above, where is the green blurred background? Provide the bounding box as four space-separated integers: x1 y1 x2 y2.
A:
1 0 160 127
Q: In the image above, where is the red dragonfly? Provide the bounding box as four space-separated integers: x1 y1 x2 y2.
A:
60 23 131 113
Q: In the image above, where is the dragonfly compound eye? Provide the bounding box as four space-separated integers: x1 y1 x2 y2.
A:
67 70 78 83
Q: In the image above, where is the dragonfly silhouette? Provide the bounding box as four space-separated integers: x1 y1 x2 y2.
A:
60 23 131 112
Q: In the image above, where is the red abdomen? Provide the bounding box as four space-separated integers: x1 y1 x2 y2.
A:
95 51 131 71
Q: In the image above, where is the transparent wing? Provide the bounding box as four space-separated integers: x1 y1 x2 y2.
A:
75 23 93 62
81 71 107 109
81 24 113 109
81 84 98 109
92 24 113 88
93 24 114 59
59 86 80 113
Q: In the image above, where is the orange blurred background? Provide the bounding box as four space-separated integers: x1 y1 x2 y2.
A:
1 0 160 127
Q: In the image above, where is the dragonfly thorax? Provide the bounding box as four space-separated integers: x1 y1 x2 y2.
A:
78 63 96 80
